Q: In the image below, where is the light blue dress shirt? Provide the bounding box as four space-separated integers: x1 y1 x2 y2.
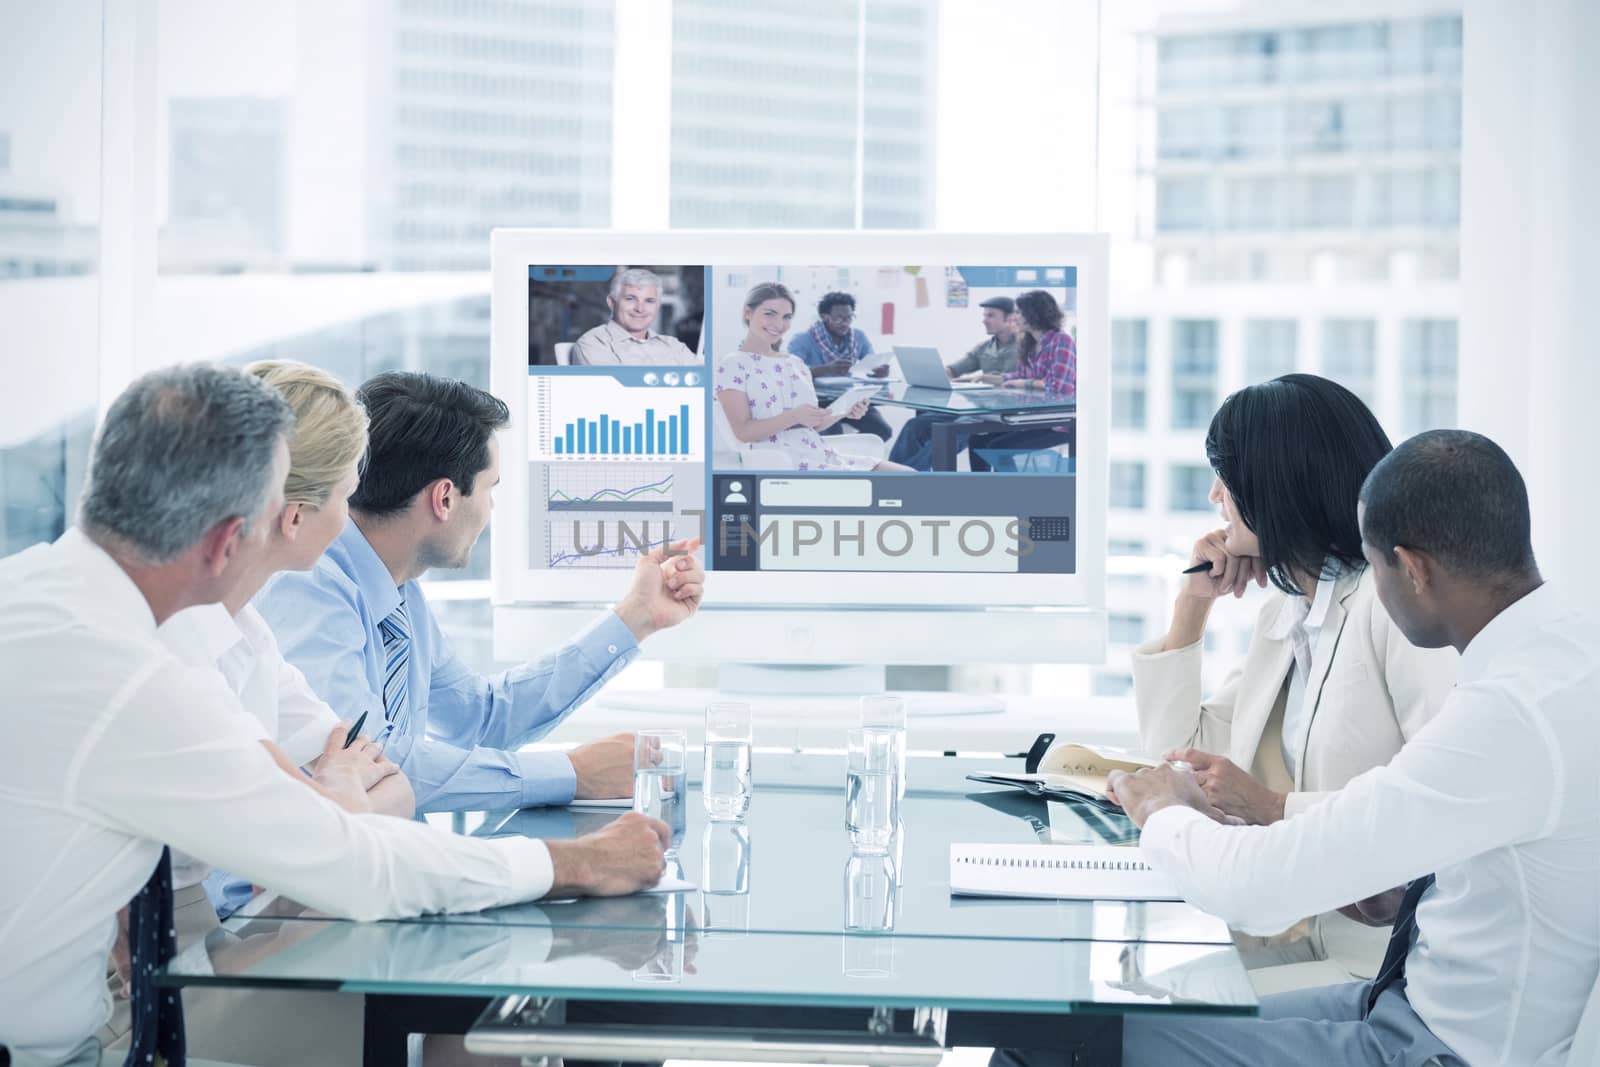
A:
786 325 874 368
255 520 639 812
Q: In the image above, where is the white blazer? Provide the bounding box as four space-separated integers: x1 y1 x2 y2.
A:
1131 564 1458 976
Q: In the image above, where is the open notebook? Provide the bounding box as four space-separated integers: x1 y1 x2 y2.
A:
949 843 1182 901
966 741 1160 813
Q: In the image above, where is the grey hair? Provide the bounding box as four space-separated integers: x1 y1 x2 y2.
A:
609 267 662 301
78 363 296 565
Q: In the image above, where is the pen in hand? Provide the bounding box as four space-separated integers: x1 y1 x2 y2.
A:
1182 561 1214 575
342 710 369 749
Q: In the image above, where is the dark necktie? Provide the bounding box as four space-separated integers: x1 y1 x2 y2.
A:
123 846 186 1067
1366 873 1435 1014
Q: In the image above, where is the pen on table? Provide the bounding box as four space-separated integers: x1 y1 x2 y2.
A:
1181 561 1215 575
342 710 369 749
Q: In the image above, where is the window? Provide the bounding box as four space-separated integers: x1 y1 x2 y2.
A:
1219 102 1282 158
1111 319 1148 430
1245 319 1297 382
1172 320 1219 429
1322 319 1377 406
1092 671 1135 697
671 0 934 228
1 3 101 555
1295 174 1356 229
1108 538 1147 556
1169 464 1215 512
1402 319 1458 435
1222 176 1286 231
1371 168 1459 228
1110 462 1147 510
1157 177 1210 232
1108 613 1147 645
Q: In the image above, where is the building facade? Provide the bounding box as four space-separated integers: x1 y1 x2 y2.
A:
1096 4 1463 696
669 0 937 229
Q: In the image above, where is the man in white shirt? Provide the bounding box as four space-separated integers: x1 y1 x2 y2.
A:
571 267 701 365
0 365 667 1067
995 429 1599 1067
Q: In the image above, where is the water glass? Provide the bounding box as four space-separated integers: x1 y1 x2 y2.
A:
632 891 688 984
844 728 900 853
701 822 752 939
844 851 898 933
702 701 753 820
634 729 687 857
859 695 907 800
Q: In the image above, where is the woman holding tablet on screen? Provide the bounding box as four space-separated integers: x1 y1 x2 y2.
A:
1132 374 1456 989
715 282 911 472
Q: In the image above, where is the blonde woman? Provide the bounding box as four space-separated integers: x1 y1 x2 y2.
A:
159 359 409 819
716 281 912 471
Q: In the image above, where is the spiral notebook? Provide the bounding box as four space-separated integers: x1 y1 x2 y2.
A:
949 843 1183 901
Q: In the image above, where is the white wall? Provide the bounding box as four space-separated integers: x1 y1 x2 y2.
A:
1460 0 1600 601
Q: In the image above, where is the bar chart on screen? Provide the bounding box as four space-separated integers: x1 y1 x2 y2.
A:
531 375 705 462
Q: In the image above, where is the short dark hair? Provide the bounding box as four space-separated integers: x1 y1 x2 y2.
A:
1360 429 1536 580
1206 374 1392 597
1014 290 1064 334
817 291 856 317
351 372 509 517
979 296 1015 314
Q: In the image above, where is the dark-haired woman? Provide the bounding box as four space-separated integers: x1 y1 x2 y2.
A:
1133 374 1456 988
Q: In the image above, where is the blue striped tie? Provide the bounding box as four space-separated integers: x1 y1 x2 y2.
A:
378 598 411 737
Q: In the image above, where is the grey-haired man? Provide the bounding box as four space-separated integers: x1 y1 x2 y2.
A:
572 267 701 365
0 364 667 1067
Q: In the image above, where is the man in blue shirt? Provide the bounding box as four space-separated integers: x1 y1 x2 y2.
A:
257 372 705 813
786 291 892 441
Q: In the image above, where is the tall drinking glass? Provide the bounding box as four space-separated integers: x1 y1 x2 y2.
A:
859 695 907 800
702 701 753 820
844 728 900 853
701 822 751 938
633 729 687 857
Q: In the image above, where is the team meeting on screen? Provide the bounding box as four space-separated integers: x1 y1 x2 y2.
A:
528 265 1078 474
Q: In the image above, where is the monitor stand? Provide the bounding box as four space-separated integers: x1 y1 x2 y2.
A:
597 663 1005 718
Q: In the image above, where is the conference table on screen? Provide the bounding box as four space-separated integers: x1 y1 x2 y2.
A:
813 378 1078 472
160 753 1255 1066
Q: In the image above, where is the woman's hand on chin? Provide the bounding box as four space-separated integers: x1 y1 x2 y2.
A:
1182 529 1268 601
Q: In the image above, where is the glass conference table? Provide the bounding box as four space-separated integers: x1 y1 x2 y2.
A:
161 754 1253 1065
814 379 1077 471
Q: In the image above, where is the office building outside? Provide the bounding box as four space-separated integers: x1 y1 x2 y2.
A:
0 132 96 280
1096 4 1463 696
669 0 937 229
287 0 614 273
161 97 287 272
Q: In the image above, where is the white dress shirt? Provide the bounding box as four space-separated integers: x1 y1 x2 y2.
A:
157 602 345 889
160 602 341 766
0 531 557 1064
1266 562 1340 783
1140 583 1600 1066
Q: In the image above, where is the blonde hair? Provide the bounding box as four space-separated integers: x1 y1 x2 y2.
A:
244 360 368 507
742 282 796 352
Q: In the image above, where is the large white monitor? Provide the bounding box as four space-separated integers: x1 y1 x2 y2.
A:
490 232 1107 666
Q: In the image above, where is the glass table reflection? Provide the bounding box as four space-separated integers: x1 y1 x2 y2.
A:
161 753 1253 1065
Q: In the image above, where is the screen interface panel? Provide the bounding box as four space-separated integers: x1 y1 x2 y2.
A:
527 263 1078 577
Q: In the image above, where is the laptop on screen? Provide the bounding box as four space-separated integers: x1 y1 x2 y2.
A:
894 346 993 391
